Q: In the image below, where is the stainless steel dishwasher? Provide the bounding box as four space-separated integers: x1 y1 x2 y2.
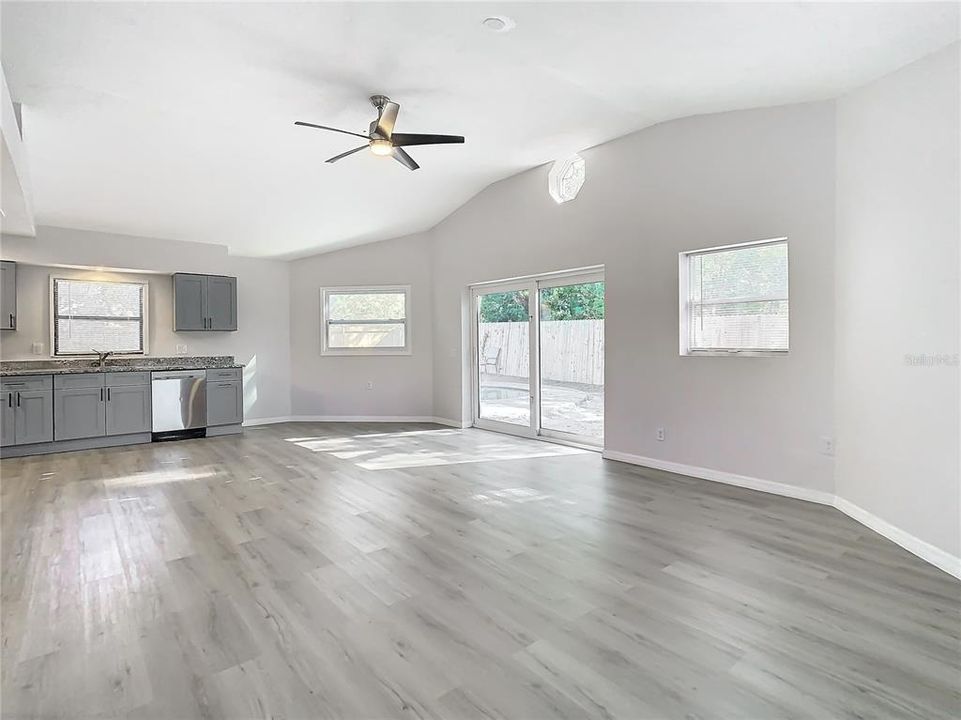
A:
151 370 206 439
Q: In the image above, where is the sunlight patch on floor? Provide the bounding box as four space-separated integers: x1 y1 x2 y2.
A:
284 427 590 469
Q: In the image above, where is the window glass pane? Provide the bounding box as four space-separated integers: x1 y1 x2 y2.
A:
691 242 788 302
328 323 406 349
54 278 145 355
691 300 789 350
56 279 143 317
328 292 406 322
687 241 789 351
477 289 530 427
56 318 143 354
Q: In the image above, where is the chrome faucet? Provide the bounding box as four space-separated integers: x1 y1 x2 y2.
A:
92 350 114 371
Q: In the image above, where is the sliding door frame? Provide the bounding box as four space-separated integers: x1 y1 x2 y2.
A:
470 266 604 446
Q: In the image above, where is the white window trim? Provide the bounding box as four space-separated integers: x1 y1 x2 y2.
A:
320 285 412 356
49 276 150 357
678 237 789 357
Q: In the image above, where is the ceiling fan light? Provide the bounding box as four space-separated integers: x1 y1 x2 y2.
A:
369 139 393 156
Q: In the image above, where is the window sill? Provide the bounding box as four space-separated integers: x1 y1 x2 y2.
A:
681 349 789 358
320 348 412 357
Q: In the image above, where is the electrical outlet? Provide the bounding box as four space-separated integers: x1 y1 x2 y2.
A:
819 436 835 456
31 342 44 355
366 381 374 390
175 344 188 356
656 427 665 442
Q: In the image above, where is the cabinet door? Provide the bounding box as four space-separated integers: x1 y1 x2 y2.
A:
0 393 15 446
206 276 237 331
54 387 106 440
207 380 243 426
0 261 16 331
173 274 207 331
106 384 152 436
15 390 53 445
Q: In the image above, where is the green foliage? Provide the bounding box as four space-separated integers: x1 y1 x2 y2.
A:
479 283 605 322
479 291 529 322
540 282 605 321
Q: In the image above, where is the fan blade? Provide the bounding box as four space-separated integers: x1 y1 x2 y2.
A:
375 101 400 138
325 145 368 163
390 133 464 147
392 147 419 171
294 121 369 140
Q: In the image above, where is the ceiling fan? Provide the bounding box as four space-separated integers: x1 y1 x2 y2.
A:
295 95 465 171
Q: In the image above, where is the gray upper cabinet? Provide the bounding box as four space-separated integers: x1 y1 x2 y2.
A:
206 276 237 331
105 384 151 436
1 260 17 331
173 274 206 331
173 273 237 331
207 379 243 426
1 376 53 446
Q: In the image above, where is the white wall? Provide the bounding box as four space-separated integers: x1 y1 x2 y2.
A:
431 101 837 494
288 233 434 419
0 226 292 422
835 44 960 560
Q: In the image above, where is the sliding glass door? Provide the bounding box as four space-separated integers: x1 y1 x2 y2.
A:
474 284 533 432
472 270 604 445
538 276 604 443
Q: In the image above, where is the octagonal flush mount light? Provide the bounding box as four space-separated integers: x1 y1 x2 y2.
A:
548 154 586 204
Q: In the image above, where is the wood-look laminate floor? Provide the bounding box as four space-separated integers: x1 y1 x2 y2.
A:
1 422 959 720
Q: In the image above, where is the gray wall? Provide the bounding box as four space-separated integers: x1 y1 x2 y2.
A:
0 227 292 423
288 233 435 418
287 100 838 494
430 101 837 494
835 44 960 559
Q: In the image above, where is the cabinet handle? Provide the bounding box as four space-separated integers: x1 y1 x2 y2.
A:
16 392 20 407
8 313 13 327
107 388 111 402
6 393 10 408
100 388 104 402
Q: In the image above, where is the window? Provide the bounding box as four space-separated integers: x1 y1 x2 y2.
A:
51 277 148 356
680 238 788 354
321 286 410 355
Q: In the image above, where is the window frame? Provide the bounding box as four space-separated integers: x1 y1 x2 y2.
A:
320 285 412 356
49 276 150 357
678 237 789 357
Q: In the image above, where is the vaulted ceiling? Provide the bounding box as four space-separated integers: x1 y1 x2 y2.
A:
2 2 957 257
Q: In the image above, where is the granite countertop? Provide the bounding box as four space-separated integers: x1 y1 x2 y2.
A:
0 356 243 377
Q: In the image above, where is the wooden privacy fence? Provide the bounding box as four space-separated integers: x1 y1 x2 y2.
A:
479 320 604 386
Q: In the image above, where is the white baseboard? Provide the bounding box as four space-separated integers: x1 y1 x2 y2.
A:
244 415 466 427
601 450 835 505
602 449 960 580
833 497 961 580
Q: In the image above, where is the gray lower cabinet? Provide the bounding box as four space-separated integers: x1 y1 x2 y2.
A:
16 390 55 445
0 260 16 331
1 376 53 446
207 380 243 426
54 373 151 441
0 395 14 446
105 384 151 435
173 273 237 332
55 385 106 441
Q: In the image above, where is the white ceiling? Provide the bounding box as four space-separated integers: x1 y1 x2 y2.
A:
2 2 957 258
